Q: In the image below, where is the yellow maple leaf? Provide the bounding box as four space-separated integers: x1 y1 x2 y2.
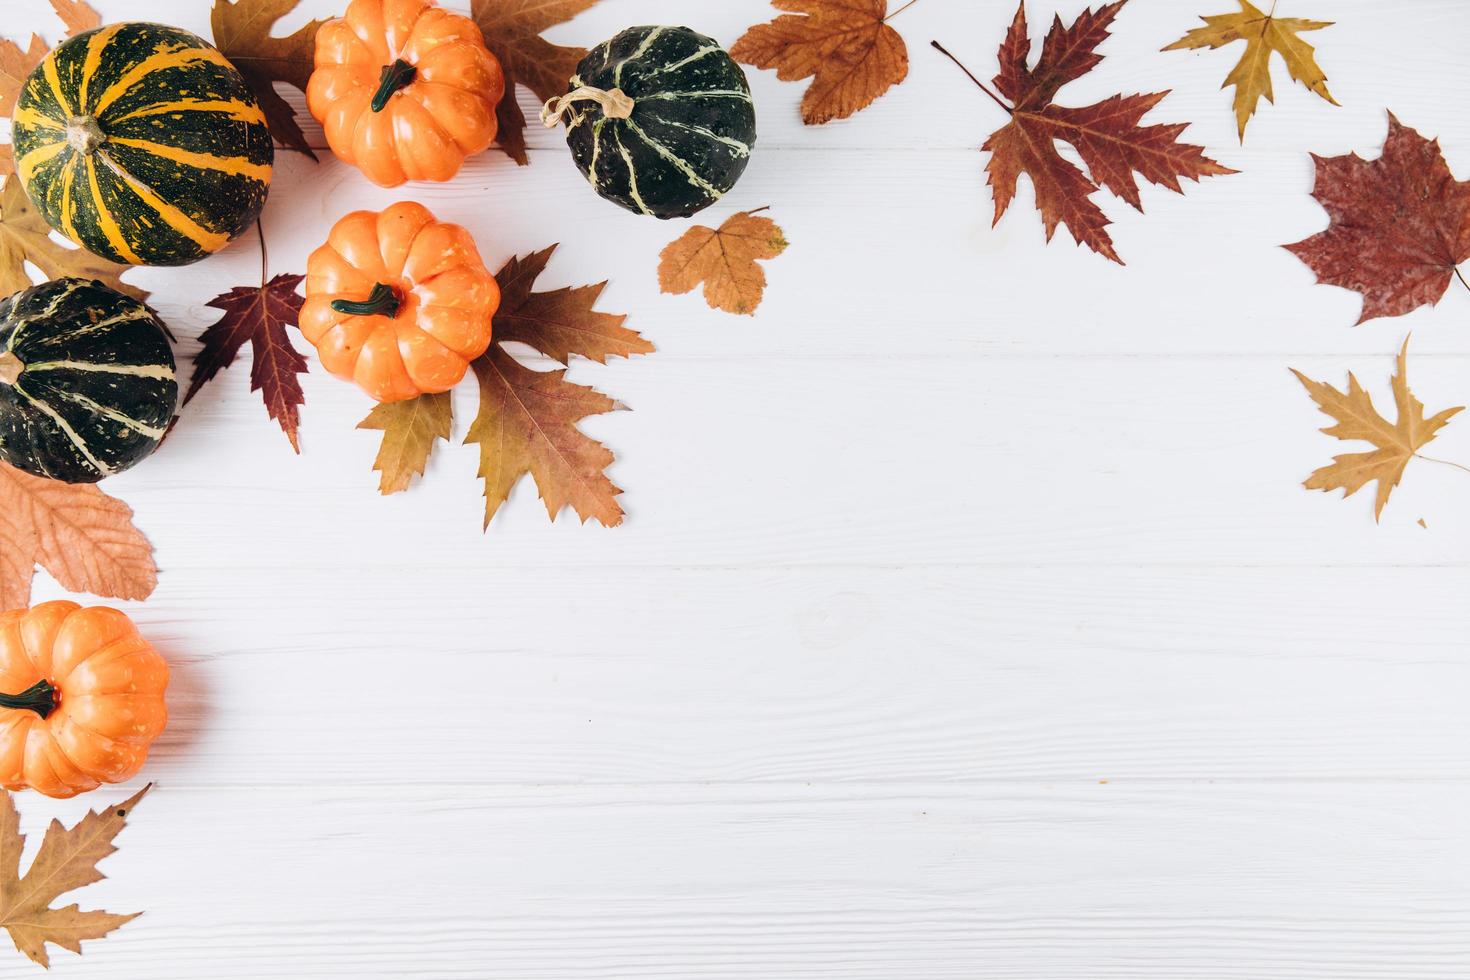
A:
1292 339 1463 521
0 786 149 967
1164 0 1337 140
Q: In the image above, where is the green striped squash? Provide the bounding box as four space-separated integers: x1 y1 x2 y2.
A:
11 22 273 267
561 26 756 219
0 278 177 484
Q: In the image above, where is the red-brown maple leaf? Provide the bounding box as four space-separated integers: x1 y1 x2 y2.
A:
936 1 1233 264
1285 113 1470 325
183 274 309 452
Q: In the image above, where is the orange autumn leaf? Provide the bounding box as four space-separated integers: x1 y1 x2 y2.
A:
49 0 101 36
658 210 789 315
938 1 1234 264
1292 338 1463 521
0 462 157 611
0 786 148 967
732 0 913 124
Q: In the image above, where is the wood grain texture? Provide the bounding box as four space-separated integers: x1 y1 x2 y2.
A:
0 0 1466 976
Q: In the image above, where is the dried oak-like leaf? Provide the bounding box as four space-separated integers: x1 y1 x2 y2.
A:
939 0 1233 264
0 462 157 612
471 0 597 165
659 210 789 315
211 0 325 158
0 786 148 967
1286 114 1470 324
494 245 653 364
732 0 912 125
184 273 309 452
467 345 623 529
1292 339 1463 521
0 179 145 307
1164 0 1336 140
358 392 452 495
49 0 101 37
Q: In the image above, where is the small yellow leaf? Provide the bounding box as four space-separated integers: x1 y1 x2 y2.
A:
359 392 453 495
658 211 788 316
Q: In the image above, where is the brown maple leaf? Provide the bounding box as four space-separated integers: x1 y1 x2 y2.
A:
0 34 49 177
934 1 1234 264
0 786 148 967
183 272 309 452
467 345 623 528
658 210 789 315
494 245 653 363
0 179 145 305
732 0 914 125
0 462 157 611
211 0 325 159
358 392 452 495
1292 338 1463 521
1285 114 1470 325
48 0 100 36
1164 0 1336 140
471 0 597 165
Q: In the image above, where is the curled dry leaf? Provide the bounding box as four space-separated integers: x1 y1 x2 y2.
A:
732 0 912 125
184 272 309 453
1286 114 1470 324
0 785 149 967
939 0 1234 264
211 0 325 159
0 179 146 312
471 0 598 165
358 392 452 495
1292 339 1463 521
658 210 789 315
0 462 157 612
1164 0 1336 140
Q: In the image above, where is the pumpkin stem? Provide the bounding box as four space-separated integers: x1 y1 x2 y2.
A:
331 282 402 318
371 59 418 112
65 115 106 155
0 679 58 719
540 86 635 128
0 351 21 386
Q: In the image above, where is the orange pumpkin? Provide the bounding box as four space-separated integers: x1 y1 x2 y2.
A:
301 201 500 402
307 0 504 187
0 602 169 799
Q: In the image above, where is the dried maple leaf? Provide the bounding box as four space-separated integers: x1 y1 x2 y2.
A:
1164 0 1336 140
732 0 913 125
494 245 653 364
467 345 623 528
0 179 145 305
358 392 452 495
0 785 148 967
0 462 157 611
935 1 1234 264
0 35 49 177
1286 114 1470 325
1292 339 1463 521
471 0 596 165
183 272 309 452
49 0 100 36
658 210 789 315
211 0 325 159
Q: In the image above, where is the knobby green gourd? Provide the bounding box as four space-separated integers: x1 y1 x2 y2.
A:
0 278 178 484
544 26 757 219
11 22 273 267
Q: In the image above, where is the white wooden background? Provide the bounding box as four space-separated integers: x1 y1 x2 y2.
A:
3 0 1469 976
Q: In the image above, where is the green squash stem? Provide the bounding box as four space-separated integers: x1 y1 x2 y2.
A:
331 282 402 318
0 679 58 719
371 59 417 112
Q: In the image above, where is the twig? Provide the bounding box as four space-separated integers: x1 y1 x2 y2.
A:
930 41 1011 115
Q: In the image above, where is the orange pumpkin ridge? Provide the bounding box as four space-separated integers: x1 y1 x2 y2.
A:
307 0 505 187
301 201 501 403
0 602 169 799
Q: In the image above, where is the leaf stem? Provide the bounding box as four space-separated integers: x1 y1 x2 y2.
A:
887 0 920 20
1455 265 1469 294
930 40 1012 115
256 217 267 287
745 205 772 216
1415 453 1470 477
